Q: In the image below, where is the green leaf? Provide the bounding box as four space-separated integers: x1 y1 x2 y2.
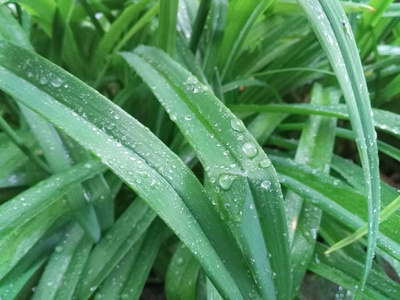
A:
73 199 156 299
122 45 291 299
310 243 400 299
326 195 400 255
95 235 146 299
32 223 92 300
0 40 250 299
118 219 168 299
294 1 381 294
218 0 273 78
269 155 400 260
287 84 340 293
0 132 32 179
166 242 201 300
0 160 104 279
158 0 179 55
230 103 400 138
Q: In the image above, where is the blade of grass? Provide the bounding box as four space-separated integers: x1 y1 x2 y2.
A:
0 41 253 299
201 0 227 79
73 199 156 298
230 103 400 138
77 0 104 36
269 155 400 261
0 4 105 241
294 1 381 294
273 0 376 14
158 0 179 55
189 0 211 53
0 131 34 179
123 46 292 299
94 235 146 299
310 243 400 299
326 195 400 255
166 242 201 300
0 257 46 299
0 114 50 173
89 0 153 77
32 223 91 300
119 219 168 299
0 160 104 279
218 0 272 79
286 84 340 293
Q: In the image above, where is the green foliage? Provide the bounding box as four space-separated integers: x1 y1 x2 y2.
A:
0 0 399 299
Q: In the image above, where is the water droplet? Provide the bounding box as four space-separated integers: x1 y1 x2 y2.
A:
39 76 49 85
55 246 63 253
259 159 271 168
260 180 271 190
184 115 192 121
51 77 64 87
242 142 258 159
176 257 184 266
230 118 245 132
218 174 237 190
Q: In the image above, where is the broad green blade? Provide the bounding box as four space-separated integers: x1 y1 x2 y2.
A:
0 41 250 299
295 0 380 294
122 45 291 299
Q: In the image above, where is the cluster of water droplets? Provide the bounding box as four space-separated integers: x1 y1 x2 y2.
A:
184 75 209 94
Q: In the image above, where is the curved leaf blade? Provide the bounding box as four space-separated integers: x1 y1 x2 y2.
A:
0 40 251 299
295 0 381 294
122 45 291 299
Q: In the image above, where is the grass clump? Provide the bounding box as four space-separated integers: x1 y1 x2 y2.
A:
0 0 399 299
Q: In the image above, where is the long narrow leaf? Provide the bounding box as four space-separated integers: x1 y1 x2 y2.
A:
0 40 253 299
295 1 380 294
122 45 291 299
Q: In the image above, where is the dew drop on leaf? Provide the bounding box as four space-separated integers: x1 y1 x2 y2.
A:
39 76 49 85
260 180 271 190
259 159 271 168
242 142 258 159
230 118 245 132
218 173 237 190
51 77 64 87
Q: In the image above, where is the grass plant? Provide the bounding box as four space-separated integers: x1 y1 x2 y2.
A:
0 0 399 299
